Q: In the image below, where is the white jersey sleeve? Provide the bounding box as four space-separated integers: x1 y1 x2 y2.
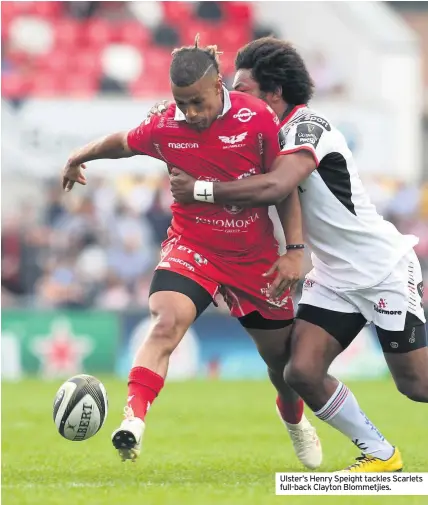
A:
279 115 333 165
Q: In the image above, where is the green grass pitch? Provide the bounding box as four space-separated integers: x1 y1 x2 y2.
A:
2 378 426 505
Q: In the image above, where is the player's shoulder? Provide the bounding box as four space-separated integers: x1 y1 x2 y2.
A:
291 105 333 133
228 91 279 124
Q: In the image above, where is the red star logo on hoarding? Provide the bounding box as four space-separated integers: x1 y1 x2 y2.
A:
30 319 93 378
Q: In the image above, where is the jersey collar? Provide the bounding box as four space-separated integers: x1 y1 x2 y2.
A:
280 104 307 125
174 86 232 121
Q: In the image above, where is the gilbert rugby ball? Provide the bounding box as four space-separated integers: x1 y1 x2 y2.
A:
53 374 108 441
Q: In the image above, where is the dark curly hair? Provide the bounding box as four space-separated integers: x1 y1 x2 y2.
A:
170 34 222 87
235 37 314 105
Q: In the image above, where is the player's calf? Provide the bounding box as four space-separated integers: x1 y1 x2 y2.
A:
396 379 428 403
112 289 200 462
245 321 303 416
137 311 188 375
392 360 428 403
244 321 323 469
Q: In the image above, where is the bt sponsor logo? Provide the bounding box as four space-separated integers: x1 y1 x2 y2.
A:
176 245 208 266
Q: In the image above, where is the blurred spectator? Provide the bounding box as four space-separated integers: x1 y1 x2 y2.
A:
128 1 163 29
384 182 421 229
147 174 174 244
252 26 278 41
44 182 67 227
92 1 132 21
101 44 143 86
110 203 153 245
419 182 428 219
1 43 15 75
125 175 156 215
153 23 180 48
91 177 118 223
35 256 86 308
52 197 99 245
66 2 99 19
1 214 23 295
195 1 224 22
106 233 153 286
75 238 108 284
9 16 54 56
308 51 346 97
96 272 133 310
133 273 155 308
99 75 129 94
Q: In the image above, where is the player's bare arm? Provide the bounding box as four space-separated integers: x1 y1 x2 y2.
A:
170 150 316 206
265 189 304 298
62 132 135 192
212 150 316 206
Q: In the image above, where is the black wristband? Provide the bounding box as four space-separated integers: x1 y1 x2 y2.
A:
286 244 305 250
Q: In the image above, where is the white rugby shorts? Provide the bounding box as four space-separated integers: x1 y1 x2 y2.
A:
299 250 426 332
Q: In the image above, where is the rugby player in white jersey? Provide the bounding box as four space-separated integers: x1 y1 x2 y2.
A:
169 37 427 472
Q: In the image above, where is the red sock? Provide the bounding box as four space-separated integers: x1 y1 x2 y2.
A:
276 395 304 425
127 366 165 421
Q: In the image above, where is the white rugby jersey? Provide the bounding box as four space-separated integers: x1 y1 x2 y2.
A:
279 105 418 290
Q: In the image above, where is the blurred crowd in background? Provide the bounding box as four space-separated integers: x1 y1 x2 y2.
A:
2 1 428 312
2 174 428 310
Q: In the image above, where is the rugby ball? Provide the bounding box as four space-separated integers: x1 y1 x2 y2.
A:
53 374 108 441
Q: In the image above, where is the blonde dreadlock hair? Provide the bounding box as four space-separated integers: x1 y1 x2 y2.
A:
170 34 223 87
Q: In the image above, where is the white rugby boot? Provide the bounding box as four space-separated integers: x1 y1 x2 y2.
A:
111 406 145 462
276 406 323 469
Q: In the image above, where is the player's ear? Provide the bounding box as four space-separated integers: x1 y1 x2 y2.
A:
215 75 223 95
271 86 283 103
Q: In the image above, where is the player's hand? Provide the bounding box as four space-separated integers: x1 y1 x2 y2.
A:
170 168 196 204
147 100 170 118
263 250 303 298
62 158 87 192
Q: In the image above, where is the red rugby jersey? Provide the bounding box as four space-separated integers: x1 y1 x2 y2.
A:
127 88 281 256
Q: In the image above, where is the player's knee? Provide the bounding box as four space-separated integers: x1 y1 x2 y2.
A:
284 360 316 393
147 310 188 355
396 378 428 403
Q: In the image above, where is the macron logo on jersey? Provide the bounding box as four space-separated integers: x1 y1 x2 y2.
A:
168 142 199 149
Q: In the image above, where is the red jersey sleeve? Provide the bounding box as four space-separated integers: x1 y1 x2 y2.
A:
258 104 281 171
127 115 159 157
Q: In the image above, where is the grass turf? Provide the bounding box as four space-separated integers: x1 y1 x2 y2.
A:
2 378 426 505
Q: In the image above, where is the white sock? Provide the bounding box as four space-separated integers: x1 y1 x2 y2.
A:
314 382 394 460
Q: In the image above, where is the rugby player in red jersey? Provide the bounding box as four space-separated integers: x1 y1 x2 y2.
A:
170 37 428 472
62 38 322 467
